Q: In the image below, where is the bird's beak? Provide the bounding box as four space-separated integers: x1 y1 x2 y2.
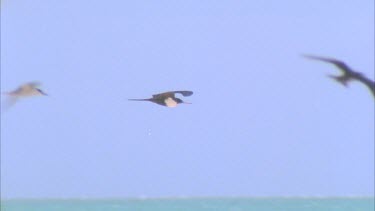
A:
183 101 192 104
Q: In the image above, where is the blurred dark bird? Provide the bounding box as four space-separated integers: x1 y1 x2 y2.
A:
303 54 375 98
129 91 193 107
2 81 48 111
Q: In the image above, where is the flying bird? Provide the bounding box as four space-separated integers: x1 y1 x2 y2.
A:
2 81 47 110
129 91 193 107
303 54 375 98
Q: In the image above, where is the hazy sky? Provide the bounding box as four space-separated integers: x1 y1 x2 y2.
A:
1 0 374 199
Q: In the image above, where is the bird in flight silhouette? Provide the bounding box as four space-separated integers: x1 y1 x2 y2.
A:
303 55 375 98
129 91 193 107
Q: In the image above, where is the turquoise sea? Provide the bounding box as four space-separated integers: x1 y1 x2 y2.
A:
1 197 374 211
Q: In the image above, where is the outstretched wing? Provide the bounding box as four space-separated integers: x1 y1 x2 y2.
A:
11 81 41 94
152 91 193 99
356 76 375 98
172 91 193 97
303 55 353 74
21 82 41 92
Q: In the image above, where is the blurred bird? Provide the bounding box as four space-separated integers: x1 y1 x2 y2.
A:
2 81 47 110
303 54 375 98
129 91 193 107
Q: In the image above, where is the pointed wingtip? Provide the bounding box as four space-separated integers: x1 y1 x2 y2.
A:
301 54 321 60
301 53 311 58
181 91 193 97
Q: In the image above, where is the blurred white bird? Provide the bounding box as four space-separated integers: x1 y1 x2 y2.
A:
2 81 47 111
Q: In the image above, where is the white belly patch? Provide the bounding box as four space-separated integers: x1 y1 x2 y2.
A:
164 97 178 107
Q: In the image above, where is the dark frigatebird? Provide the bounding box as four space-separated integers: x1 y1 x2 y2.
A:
129 91 193 107
303 55 375 98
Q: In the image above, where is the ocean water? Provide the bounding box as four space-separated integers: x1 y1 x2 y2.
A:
1 197 373 211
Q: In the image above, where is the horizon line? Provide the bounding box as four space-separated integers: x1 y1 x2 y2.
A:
1 195 374 201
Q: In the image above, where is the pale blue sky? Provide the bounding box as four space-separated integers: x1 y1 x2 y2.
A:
1 0 374 198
